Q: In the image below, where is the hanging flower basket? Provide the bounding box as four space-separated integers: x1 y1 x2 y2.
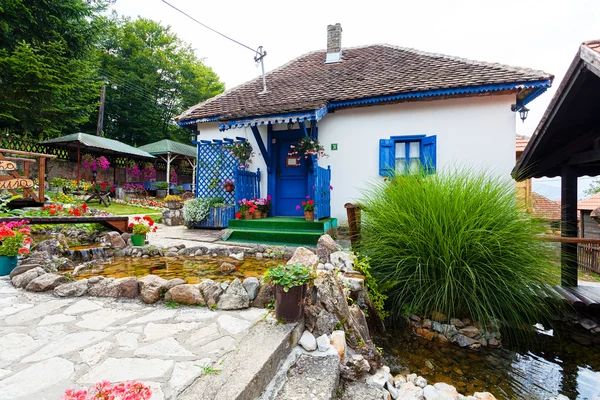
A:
288 137 327 159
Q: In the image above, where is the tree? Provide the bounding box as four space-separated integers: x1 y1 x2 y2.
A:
584 179 600 197
90 17 224 145
0 0 112 139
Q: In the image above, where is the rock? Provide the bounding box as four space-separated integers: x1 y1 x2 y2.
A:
450 318 465 328
415 376 427 388
415 328 436 341
433 382 459 398
230 252 244 261
12 267 46 288
199 280 222 307
316 334 330 352
217 278 250 310
395 382 423 399
32 239 63 256
165 284 204 305
330 330 347 363
242 277 260 301
407 374 417 384
255 252 263 260
459 326 480 338
340 275 365 293
88 277 138 298
393 374 407 387
251 284 273 308
436 334 449 344
423 385 444 399
317 234 338 263
431 312 447 322
26 273 68 292
101 232 126 249
451 333 478 348
286 247 318 268
219 262 238 273
441 324 459 338
121 232 131 243
341 354 371 381
138 275 168 304
580 318 598 330
348 304 370 343
165 278 186 290
299 330 317 351
422 319 432 329
473 393 497 400
330 251 354 271
165 251 178 257
487 337 500 348
54 279 89 297
9 264 43 279
342 381 387 400
365 367 390 389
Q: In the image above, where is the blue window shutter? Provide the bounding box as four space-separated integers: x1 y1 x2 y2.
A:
421 135 437 174
379 139 395 176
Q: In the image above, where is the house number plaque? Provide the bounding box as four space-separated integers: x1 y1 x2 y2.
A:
286 156 300 167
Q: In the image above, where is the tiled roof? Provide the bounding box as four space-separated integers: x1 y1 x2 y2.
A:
516 135 530 152
532 192 562 220
578 193 600 211
177 44 552 123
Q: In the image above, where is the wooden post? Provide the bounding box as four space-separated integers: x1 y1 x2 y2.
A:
561 165 578 287
77 142 81 183
38 157 46 202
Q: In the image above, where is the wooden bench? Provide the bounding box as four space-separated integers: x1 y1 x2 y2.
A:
0 216 129 233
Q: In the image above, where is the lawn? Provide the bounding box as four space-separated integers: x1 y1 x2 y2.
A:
84 201 160 217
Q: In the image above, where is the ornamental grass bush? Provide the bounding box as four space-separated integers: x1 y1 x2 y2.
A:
357 168 558 334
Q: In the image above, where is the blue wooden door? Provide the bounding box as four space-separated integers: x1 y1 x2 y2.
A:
276 137 308 216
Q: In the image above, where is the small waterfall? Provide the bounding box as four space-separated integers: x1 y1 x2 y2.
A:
68 246 108 263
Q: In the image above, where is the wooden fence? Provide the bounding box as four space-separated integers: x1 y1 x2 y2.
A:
578 243 600 273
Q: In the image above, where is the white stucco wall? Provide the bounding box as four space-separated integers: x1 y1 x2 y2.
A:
195 94 517 223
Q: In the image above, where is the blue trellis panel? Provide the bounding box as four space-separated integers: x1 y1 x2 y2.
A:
195 141 238 204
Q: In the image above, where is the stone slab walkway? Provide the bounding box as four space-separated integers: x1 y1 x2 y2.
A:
0 276 268 400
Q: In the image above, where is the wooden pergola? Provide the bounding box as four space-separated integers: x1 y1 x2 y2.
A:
513 40 600 287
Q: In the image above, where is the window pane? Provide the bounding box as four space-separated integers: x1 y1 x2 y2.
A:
409 141 420 158
395 158 406 174
395 142 406 158
409 158 420 174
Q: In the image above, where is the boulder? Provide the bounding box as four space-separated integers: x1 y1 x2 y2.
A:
88 277 139 298
287 247 319 268
217 278 250 310
164 278 186 290
165 284 204 305
12 267 46 288
242 277 260 301
330 251 355 271
330 330 347 363
138 274 168 304
348 304 371 343
251 284 273 308
199 279 222 307
9 264 44 279
219 262 238 273
54 279 89 297
32 239 63 256
121 232 131 243
26 273 68 292
100 232 126 249
316 234 338 263
299 330 317 351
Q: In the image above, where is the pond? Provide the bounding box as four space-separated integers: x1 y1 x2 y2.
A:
71 255 284 283
377 326 600 399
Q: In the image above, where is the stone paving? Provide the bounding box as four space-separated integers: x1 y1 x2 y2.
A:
0 276 268 400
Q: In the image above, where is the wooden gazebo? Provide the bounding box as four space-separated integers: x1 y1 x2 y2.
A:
513 40 600 287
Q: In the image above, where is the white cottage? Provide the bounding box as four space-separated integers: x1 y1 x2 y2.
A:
176 24 552 231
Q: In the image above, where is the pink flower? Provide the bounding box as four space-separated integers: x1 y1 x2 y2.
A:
306 196 310 199
329 185 334 190
296 205 301 211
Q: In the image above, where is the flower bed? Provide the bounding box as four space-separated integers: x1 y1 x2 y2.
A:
113 198 166 210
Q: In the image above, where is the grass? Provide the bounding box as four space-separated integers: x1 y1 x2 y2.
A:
201 366 220 375
579 269 600 283
82 201 159 216
357 168 558 337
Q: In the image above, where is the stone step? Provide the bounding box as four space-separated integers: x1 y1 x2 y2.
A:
178 318 303 400
273 354 341 400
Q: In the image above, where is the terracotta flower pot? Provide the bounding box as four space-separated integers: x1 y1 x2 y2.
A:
253 210 262 219
224 185 234 193
261 211 268 218
304 210 314 221
243 211 253 220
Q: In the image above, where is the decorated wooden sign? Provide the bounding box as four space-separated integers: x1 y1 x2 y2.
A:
0 178 34 189
0 161 17 171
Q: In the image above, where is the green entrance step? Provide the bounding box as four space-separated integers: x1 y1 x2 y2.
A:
225 217 338 246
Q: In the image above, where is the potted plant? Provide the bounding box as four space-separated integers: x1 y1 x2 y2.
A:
0 220 32 276
264 264 314 322
238 199 257 220
153 182 170 198
128 216 158 246
222 179 235 193
164 195 183 209
255 195 271 218
288 137 327 159
225 140 254 169
297 197 315 221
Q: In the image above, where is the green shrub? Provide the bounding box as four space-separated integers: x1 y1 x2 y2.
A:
357 169 557 334
183 197 225 223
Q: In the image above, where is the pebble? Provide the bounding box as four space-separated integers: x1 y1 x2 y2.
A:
316 334 330 352
299 330 317 351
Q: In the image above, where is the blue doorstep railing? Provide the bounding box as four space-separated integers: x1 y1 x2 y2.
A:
234 168 261 211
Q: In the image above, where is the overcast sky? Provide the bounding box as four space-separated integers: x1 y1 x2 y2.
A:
112 0 600 199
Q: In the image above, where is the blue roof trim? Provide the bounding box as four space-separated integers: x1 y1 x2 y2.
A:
178 116 219 127
328 80 552 109
218 106 328 131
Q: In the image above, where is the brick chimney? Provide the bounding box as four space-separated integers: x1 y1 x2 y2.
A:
325 23 342 63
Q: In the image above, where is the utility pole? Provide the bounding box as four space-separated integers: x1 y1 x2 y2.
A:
96 84 106 136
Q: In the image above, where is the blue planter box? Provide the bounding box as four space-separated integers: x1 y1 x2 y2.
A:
186 206 235 229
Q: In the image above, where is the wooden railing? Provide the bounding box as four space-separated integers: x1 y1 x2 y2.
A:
540 236 600 273
234 168 261 212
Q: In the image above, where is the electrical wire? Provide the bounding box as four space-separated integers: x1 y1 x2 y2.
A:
161 0 260 55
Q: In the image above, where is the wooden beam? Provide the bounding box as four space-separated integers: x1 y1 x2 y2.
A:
580 45 600 79
298 121 309 137
568 148 600 165
250 125 271 170
561 165 579 287
0 148 57 158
